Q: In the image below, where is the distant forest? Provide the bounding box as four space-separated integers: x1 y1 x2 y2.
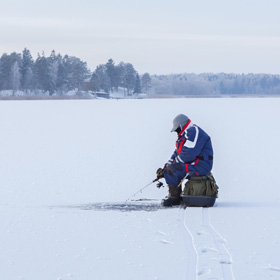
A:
151 73 280 96
0 48 145 97
0 48 280 97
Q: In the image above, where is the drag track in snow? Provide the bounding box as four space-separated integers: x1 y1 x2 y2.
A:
202 208 235 280
177 208 199 279
179 207 235 280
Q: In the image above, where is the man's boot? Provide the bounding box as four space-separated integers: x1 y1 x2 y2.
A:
161 184 182 207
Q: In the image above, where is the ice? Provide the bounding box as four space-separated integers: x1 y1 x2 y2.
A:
267 265 280 272
0 98 280 279
159 239 174 245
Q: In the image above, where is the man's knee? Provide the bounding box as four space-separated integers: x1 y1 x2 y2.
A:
164 163 184 176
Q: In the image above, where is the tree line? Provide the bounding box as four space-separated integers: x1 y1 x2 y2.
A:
0 49 152 96
150 73 280 96
0 49 89 95
90 58 151 95
1 48 279 97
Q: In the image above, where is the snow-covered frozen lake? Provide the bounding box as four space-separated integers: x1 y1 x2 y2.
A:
0 97 280 280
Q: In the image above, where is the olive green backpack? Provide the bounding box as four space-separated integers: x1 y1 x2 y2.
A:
183 173 219 197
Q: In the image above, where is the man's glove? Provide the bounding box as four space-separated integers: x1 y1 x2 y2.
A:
156 168 165 179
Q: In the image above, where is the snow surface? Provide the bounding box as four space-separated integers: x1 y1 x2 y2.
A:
0 97 280 280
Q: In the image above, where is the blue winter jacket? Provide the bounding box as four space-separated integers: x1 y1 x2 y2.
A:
164 120 213 187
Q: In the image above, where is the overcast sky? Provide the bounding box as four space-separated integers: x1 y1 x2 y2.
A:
1 0 280 74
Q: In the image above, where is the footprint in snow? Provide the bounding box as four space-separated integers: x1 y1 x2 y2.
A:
201 247 219 253
220 259 232 265
266 264 280 272
196 230 207 236
157 230 168 236
160 239 174 245
197 265 212 275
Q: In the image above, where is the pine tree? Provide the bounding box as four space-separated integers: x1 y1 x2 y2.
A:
9 52 22 93
90 72 101 92
123 63 136 95
21 48 34 92
94 64 110 93
105 58 118 92
141 73 152 93
63 55 89 91
0 53 10 90
11 61 21 95
34 52 51 93
116 62 125 90
47 50 58 95
134 73 141 94
56 55 68 94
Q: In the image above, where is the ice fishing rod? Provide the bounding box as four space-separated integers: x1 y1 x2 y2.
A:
125 178 162 203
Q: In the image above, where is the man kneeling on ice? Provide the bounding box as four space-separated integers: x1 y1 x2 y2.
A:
156 114 214 207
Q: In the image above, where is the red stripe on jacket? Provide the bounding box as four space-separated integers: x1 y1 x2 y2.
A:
176 119 191 154
178 119 191 137
176 138 186 154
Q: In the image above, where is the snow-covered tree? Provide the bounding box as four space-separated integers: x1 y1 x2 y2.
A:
34 52 50 93
90 72 101 92
47 50 59 95
11 61 21 95
122 63 136 95
56 55 68 94
63 55 89 91
94 64 110 93
0 53 10 90
141 73 151 93
134 73 141 94
21 48 34 92
105 58 119 92
9 52 22 94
